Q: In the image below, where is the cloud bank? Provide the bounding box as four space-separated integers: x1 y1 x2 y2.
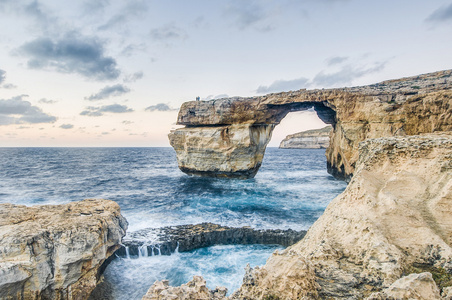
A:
19 36 121 80
0 95 57 125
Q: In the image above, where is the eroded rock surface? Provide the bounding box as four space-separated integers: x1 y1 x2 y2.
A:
169 70 452 179
142 276 227 300
0 199 127 300
233 133 452 299
279 126 331 149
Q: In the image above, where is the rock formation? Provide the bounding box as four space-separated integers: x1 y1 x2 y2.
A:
279 126 332 149
0 199 127 300
232 133 452 299
169 70 452 180
117 223 306 257
142 276 227 300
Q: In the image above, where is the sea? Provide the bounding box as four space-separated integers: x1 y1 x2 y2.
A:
0 147 347 299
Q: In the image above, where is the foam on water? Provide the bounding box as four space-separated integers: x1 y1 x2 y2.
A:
104 244 282 299
0 147 347 299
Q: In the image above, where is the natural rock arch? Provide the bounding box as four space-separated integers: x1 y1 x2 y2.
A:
169 70 452 180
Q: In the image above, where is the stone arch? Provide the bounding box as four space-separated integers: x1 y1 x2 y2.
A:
169 70 452 180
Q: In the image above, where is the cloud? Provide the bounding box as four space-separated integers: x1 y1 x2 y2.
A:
312 62 386 87
0 95 57 125
256 77 310 94
122 120 133 125
123 71 144 83
0 69 5 84
326 56 348 66
150 23 188 46
203 94 229 100
19 35 121 80
256 58 387 93
2 83 17 89
224 0 267 30
98 0 149 31
85 84 130 101
144 103 177 112
59 124 74 129
80 104 134 116
426 3 452 23
38 98 58 104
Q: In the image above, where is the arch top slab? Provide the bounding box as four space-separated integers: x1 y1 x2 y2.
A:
169 70 452 180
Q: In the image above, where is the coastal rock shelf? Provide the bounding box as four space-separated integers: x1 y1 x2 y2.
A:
279 126 332 149
169 70 452 180
0 199 127 300
117 223 306 257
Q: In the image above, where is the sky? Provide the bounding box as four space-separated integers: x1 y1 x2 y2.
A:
0 0 451 147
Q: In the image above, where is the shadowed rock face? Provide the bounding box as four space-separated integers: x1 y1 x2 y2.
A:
169 70 452 180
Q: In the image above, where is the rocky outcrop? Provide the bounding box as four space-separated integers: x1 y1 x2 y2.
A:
117 223 305 257
0 199 127 300
233 133 452 299
142 276 227 300
367 273 442 300
169 70 452 180
279 126 332 149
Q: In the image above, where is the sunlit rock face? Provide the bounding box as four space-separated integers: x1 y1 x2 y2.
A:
169 70 452 179
233 133 452 299
279 126 332 149
169 124 274 178
0 199 127 300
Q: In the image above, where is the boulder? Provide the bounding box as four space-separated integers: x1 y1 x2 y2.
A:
0 199 127 300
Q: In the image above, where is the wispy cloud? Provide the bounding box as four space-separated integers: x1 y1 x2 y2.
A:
326 56 348 66
18 35 121 80
123 71 143 83
203 94 229 100
85 84 130 101
224 0 268 30
257 77 310 94
426 3 452 23
256 59 387 93
312 62 386 87
80 104 134 116
97 0 149 31
0 95 57 125
59 123 74 129
38 98 58 104
150 23 188 46
0 69 5 85
144 103 177 112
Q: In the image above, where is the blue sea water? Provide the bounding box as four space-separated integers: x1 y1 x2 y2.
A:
0 147 347 298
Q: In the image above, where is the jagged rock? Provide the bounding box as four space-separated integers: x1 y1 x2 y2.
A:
117 223 306 257
443 286 452 300
233 133 452 299
366 272 441 300
279 126 332 149
0 199 128 300
142 276 227 300
169 70 452 180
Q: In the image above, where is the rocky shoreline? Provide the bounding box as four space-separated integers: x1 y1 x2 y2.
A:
117 223 306 257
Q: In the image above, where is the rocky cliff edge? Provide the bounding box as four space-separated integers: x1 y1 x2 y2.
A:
0 199 128 300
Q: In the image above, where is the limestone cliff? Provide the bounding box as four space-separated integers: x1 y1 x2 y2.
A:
233 133 452 299
0 199 128 300
169 70 452 180
279 126 331 149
